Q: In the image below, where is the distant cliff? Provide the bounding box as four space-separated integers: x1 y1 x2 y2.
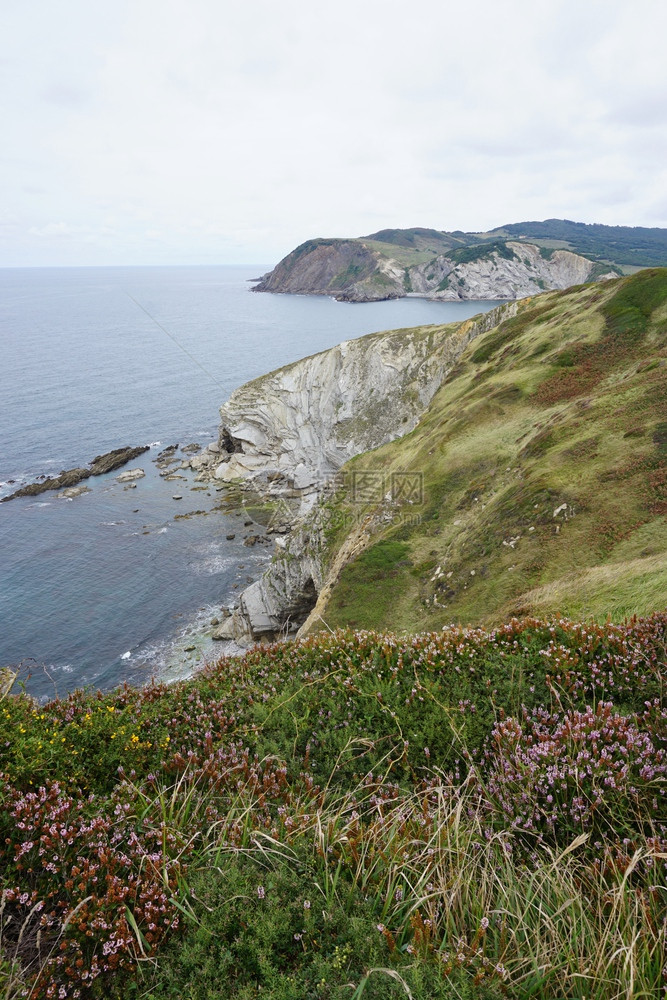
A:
253 232 620 302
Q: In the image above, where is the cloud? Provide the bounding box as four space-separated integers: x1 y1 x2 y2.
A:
1 0 666 266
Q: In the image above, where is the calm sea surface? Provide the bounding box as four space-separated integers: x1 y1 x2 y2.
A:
0 265 500 699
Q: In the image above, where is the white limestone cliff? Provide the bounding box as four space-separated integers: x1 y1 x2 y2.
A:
419 243 612 301
202 301 523 640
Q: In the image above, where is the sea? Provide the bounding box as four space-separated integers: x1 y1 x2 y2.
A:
0 265 500 701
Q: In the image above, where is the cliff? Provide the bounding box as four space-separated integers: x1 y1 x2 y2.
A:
189 301 523 638
197 270 667 641
302 269 667 634
253 234 619 303
212 305 518 494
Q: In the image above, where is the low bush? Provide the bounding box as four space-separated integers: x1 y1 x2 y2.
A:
1 613 666 998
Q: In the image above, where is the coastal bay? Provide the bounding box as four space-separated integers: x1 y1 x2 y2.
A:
0 265 499 699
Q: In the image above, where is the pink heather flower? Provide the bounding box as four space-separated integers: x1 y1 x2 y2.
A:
303 899 311 909
257 885 265 899
480 917 489 931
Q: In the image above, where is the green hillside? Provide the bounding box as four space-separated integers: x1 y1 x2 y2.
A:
313 269 667 632
491 218 667 267
362 219 667 269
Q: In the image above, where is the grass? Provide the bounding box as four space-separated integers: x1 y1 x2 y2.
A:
315 271 667 633
1 614 666 998
3 271 667 999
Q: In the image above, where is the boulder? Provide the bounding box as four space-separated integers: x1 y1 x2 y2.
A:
211 617 237 640
116 468 145 482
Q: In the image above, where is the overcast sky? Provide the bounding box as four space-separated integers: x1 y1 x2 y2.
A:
2 0 666 267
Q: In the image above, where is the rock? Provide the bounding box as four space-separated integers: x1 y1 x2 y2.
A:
89 446 150 476
212 302 519 514
172 495 183 500
210 617 219 626
181 443 201 454
211 617 236 640
56 485 91 499
243 535 260 546
116 468 145 482
226 533 236 540
0 668 16 699
184 645 196 652
1 445 149 502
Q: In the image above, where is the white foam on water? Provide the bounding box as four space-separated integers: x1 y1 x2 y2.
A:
47 663 74 674
120 650 131 660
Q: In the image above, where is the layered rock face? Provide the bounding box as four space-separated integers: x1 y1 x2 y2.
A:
420 243 599 300
253 237 616 303
201 301 522 640
252 239 397 302
211 304 517 499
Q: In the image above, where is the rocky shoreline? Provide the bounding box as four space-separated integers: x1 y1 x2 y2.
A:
1 445 150 502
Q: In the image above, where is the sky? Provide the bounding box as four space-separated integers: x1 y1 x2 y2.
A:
1 0 666 267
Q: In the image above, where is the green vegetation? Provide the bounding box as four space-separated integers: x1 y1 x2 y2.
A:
2 269 667 1000
329 261 371 290
2 615 666 999
449 241 516 266
362 221 667 269
317 271 667 632
493 219 667 267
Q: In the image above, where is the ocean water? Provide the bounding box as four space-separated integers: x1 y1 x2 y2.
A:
0 265 500 700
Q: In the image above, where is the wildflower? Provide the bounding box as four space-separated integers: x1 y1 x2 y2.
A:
480 917 489 931
376 923 386 932
257 885 265 899
303 899 311 909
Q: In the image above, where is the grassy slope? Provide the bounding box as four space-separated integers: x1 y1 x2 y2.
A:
316 270 667 633
2 616 666 999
